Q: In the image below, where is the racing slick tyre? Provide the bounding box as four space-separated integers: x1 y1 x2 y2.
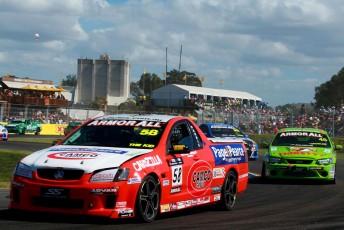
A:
135 175 160 223
35 128 41 135
21 128 26 135
219 170 237 211
261 162 266 178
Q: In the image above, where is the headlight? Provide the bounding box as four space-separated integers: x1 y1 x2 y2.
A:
317 158 333 165
268 157 281 163
114 168 130 181
14 162 32 179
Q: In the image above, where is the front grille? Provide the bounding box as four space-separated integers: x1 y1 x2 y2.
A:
286 159 313 164
32 196 84 209
37 168 84 180
283 170 316 177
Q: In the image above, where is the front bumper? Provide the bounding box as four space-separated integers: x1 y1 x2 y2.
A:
263 163 335 181
9 175 138 219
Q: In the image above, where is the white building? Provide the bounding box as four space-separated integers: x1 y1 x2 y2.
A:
151 84 262 107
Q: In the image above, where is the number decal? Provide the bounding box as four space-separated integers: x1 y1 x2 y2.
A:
139 129 159 136
172 166 182 187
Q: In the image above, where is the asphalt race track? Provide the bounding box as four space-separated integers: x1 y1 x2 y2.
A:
0 137 344 230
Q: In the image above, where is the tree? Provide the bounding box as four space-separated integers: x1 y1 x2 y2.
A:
62 74 77 87
138 73 164 97
314 67 344 108
88 96 106 110
165 69 202 87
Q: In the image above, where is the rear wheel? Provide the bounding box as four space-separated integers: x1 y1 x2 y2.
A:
219 170 237 210
21 128 26 135
135 175 160 223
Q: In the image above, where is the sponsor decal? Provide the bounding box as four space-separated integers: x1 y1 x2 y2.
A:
49 147 127 154
239 173 248 179
118 209 133 217
280 132 322 137
127 178 142 184
191 198 197 206
210 144 246 165
56 126 64 133
12 181 24 188
213 167 225 179
211 185 222 194
116 201 127 208
279 152 325 157
185 200 191 207
170 203 177 211
187 161 212 197
204 196 210 203
171 186 181 194
88 119 164 128
309 166 323 170
289 147 316 152
214 194 221 201
90 188 117 194
48 152 99 160
177 201 185 209
160 204 170 212
132 155 162 171
168 157 183 166
163 180 170 186
197 197 205 205
90 169 117 182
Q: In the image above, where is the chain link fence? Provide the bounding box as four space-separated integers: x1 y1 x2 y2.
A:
1 103 343 137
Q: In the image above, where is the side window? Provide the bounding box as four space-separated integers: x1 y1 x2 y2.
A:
188 122 203 150
168 121 203 151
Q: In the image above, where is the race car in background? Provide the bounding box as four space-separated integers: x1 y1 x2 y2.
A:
10 114 249 222
262 127 337 184
0 124 8 140
199 123 259 160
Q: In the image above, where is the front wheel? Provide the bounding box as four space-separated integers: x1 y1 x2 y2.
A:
219 170 237 210
135 175 160 223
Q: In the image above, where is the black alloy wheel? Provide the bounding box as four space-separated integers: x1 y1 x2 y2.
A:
219 170 237 210
135 175 160 222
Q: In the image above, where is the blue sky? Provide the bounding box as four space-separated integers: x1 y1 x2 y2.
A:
1 0 344 107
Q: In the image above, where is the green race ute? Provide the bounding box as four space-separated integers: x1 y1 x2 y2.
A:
262 128 337 184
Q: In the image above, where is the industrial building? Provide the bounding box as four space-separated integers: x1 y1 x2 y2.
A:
75 54 130 106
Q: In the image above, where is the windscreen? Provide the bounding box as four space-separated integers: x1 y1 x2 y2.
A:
61 119 166 149
271 131 331 148
210 126 245 138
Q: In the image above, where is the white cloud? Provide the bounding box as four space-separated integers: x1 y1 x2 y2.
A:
1 0 344 106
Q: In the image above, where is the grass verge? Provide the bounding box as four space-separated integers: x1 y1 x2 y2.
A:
0 149 30 188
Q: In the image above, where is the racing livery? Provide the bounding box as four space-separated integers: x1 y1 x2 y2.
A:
262 128 337 183
0 124 8 140
199 123 258 160
5 119 41 135
10 114 248 222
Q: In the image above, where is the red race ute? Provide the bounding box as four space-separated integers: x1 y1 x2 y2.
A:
10 114 248 222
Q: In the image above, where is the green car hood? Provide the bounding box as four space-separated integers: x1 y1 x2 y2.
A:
269 146 334 159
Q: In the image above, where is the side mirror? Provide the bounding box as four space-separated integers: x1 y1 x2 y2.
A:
260 142 269 148
335 144 343 150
